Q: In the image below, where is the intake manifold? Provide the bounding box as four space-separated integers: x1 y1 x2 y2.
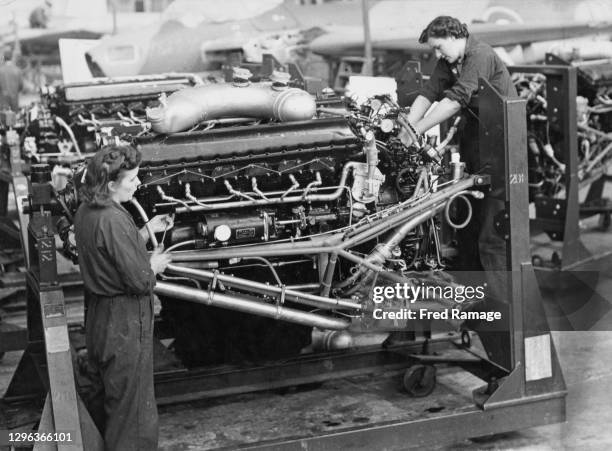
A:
146 82 316 134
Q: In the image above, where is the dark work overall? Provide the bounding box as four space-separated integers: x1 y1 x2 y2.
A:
74 202 159 450
85 292 158 451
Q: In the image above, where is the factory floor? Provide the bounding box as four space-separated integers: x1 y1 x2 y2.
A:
153 331 612 451
1 213 612 450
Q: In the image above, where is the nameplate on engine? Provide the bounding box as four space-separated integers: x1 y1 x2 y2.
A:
236 228 256 239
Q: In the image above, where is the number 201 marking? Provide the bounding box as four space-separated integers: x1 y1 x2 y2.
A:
509 173 525 184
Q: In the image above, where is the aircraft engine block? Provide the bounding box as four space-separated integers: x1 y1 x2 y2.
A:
41 77 482 367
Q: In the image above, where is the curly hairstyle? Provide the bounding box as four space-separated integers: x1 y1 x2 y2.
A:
419 16 469 43
79 145 142 207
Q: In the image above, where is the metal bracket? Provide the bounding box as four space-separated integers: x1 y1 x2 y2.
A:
275 285 286 320
493 209 510 240
207 270 219 305
473 174 491 186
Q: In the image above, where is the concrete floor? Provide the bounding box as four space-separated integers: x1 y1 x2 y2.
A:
146 331 612 450
440 332 612 450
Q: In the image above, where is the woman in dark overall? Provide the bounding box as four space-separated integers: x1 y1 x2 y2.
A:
74 145 173 450
400 16 518 368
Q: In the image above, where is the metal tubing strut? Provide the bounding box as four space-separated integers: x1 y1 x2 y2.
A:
164 264 360 310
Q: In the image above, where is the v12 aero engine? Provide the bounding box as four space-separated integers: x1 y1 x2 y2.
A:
47 75 485 366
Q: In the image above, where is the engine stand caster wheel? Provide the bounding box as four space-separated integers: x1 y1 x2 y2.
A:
402 364 436 397
599 212 611 231
531 254 543 267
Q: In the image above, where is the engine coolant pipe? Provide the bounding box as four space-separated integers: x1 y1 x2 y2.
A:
347 207 443 280
146 82 317 134
154 281 349 330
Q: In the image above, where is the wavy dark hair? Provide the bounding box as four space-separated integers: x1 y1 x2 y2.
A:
419 16 469 43
79 145 142 207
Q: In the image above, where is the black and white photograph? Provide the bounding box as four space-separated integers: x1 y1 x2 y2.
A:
0 0 611 449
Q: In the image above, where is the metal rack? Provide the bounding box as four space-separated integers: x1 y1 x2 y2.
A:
510 56 612 270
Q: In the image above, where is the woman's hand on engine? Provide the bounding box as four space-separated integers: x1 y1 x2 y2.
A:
396 112 421 148
150 245 172 274
398 126 419 148
148 214 175 234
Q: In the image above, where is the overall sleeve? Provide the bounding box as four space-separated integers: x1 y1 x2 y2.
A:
420 60 453 103
443 51 494 106
98 212 156 296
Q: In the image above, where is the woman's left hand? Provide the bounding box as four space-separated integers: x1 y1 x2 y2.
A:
398 127 418 147
148 214 174 234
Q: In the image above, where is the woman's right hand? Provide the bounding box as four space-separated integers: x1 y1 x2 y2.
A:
147 214 174 234
150 245 172 274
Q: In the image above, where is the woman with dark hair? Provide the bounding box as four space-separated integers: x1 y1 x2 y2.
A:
399 16 517 366
74 145 172 450
402 15 516 142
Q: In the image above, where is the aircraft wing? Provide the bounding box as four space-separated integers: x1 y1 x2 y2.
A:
0 27 104 56
310 21 612 57
473 22 612 46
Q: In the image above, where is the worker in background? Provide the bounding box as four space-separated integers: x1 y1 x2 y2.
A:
0 47 23 111
399 16 517 363
74 145 173 450
29 0 52 29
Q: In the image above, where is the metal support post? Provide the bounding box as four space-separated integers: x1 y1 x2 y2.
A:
476 78 566 407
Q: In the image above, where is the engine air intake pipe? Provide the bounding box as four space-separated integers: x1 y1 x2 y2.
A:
147 83 317 134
